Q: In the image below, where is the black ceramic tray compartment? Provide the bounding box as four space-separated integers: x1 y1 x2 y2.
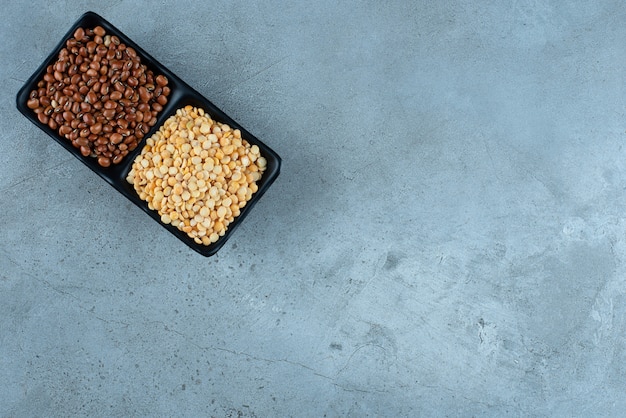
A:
16 11 281 257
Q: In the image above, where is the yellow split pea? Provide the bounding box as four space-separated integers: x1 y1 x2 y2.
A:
126 105 267 245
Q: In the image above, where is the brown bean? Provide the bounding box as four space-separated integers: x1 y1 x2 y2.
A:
74 27 85 41
112 154 124 165
103 100 116 110
137 86 150 103
98 156 111 167
59 125 72 136
80 145 92 156
82 113 94 125
62 111 74 122
27 98 40 109
37 113 49 124
85 41 96 54
102 108 116 119
109 133 123 144
80 102 92 112
119 99 132 108
94 136 108 146
110 59 122 70
151 102 163 113
75 137 89 147
157 94 168 106
156 75 168 86
119 133 133 144
127 76 138 87
96 44 107 57
93 26 106 37
90 122 102 134
109 90 122 101
122 136 135 148
117 118 128 129
48 119 58 130
86 91 97 104
124 47 136 59
123 88 134 100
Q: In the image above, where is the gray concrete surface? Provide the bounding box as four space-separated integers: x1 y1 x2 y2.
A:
2 1 626 416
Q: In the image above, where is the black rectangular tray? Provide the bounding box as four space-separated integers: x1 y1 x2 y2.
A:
15 11 281 257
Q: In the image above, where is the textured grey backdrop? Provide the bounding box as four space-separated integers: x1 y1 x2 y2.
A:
2 1 625 416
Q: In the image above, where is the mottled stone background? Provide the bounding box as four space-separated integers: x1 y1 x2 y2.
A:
2 1 625 416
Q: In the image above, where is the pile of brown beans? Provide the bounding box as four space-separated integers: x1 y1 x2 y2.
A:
26 25 170 167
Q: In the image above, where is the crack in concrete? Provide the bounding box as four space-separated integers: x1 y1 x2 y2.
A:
0 158 73 195
3 251 130 328
156 320 388 395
